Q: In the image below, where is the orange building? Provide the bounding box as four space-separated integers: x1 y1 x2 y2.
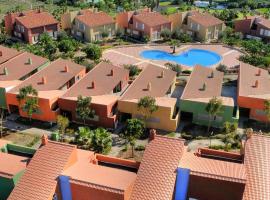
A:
5 58 85 122
58 62 129 128
238 62 270 122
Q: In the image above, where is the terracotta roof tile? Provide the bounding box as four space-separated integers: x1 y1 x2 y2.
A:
238 62 270 98
130 136 184 200
8 141 76 200
256 17 270 29
179 151 246 184
189 11 224 27
133 11 171 27
15 11 58 29
243 134 270 200
76 10 115 27
0 45 21 64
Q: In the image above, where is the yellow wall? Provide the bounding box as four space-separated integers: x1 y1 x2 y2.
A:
118 100 179 132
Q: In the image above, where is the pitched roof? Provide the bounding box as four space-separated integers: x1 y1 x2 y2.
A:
15 11 58 29
61 62 128 99
76 10 115 27
181 65 223 99
179 151 246 184
121 64 176 100
133 11 171 27
10 58 85 93
238 62 270 99
0 152 28 179
188 11 224 27
0 45 21 64
243 134 270 200
0 52 48 81
130 136 184 200
256 17 270 29
8 141 76 200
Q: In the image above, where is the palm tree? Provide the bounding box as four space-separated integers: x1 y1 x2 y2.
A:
169 39 180 54
206 97 223 133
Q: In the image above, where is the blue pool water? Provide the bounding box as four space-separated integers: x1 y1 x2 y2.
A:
140 48 222 67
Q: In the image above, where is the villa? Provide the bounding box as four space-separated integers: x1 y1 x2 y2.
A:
0 51 49 109
118 64 179 132
234 16 270 42
116 9 172 41
58 62 129 129
5 10 59 44
5 59 85 122
180 65 239 128
61 9 116 42
237 62 270 122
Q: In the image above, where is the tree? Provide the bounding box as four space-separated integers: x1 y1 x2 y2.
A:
82 44 102 61
76 95 95 125
121 118 145 157
264 99 270 127
169 39 180 54
16 85 39 122
205 97 223 133
124 64 141 77
58 39 76 53
90 128 112 154
75 126 93 148
57 115 69 142
137 96 158 124
160 28 172 41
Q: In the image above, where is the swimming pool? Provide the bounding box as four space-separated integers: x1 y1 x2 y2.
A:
140 48 222 67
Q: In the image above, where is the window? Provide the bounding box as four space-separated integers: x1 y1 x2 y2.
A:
260 29 264 36
21 26 24 33
255 109 266 116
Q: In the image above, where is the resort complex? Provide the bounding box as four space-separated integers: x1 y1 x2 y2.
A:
0 1 270 200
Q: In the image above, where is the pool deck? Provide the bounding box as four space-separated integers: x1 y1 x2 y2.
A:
102 44 243 70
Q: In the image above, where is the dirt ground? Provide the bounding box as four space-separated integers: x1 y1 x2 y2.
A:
3 132 41 148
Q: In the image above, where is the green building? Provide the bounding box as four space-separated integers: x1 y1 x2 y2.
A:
180 65 239 128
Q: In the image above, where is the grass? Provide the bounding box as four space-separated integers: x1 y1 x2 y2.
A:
3 132 40 147
159 1 172 6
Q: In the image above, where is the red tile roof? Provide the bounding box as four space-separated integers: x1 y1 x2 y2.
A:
130 136 184 200
256 17 270 29
15 11 58 29
238 62 270 98
179 151 246 184
76 10 115 27
0 152 28 179
189 11 224 27
8 141 77 200
133 11 171 27
243 134 270 200
0 45 21 64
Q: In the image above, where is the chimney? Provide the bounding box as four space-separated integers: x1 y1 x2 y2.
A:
160 70 164 78
91 81 95 89
256 69 261 76
110 69 114 76
91 154 98 165
209 71 214 78
149 129 156 142
64 64 69 73
41 134 48 145
147 82 151 91
42 76 47 84
0 51 2 57
254 80 259 88
201 83 206 91
28 58 32 65
3 67 8 75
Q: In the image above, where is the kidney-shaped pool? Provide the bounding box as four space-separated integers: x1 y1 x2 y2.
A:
140 48 222 67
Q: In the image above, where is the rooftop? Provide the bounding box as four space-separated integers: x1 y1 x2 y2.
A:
61 62 128 100
8 141 76 200
255 16 270 29
0 52 48 81
121 64 176 100
15 10 58 29
10 58 85 93
243 134 270 200
0 45 21 64
76 10 115 27
188 11 224 27
130 136 184 200
238 62 270 99
133 11 171 27
179 151 246 184
0 152 28 179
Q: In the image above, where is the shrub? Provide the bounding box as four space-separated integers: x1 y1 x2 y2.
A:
83 44 102 60
182 70 191 74
167 132 176 137
216 64 228 73
135 145 145 151
124 64 141 77
181 132 193 140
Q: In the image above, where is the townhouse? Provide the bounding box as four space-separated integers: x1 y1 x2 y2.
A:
0 51 49 109
5 10 59 44
116 9 172 41
118 64 179 132
58 62 129 128
5 59 85 122
237 62 270 122
180 65 239 128
234 16 270 42
61 9 116 42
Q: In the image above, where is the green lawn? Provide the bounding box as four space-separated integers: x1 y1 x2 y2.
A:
159 1 172 6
